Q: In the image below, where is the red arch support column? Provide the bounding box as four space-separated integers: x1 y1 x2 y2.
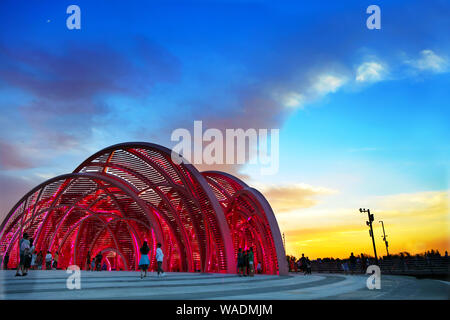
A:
202 171 289 275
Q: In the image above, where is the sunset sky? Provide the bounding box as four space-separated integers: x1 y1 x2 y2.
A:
0 0 448 259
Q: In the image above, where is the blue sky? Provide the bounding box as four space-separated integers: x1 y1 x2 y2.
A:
0 0 449 257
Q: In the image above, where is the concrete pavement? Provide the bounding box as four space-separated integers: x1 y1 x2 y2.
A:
0 270 448 300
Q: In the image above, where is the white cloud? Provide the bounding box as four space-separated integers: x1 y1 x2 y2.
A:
276 49 448 110
313 74 347 95
406 50 449 73
277 73 348 109
35 173 56 180
356 61 387 83
281 92 305 108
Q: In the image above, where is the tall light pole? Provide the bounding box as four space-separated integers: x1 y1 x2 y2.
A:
359 208 378 264
379 220 389 257
282 232 286 251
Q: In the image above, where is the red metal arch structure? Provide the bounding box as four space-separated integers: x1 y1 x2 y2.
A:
202 171 287 275
0 142 288 275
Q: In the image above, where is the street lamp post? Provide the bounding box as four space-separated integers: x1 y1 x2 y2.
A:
359 208 378 264
379 220 390 257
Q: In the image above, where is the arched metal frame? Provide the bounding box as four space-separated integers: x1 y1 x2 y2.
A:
0 173 163 272
202 171 288 275
0 142 288 275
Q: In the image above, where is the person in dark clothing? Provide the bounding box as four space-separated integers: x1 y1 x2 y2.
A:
3 252 9 270
306 258 312 274
349 252 356 274
138 241 150 279
36 251 43 270
16 233 30 276
300 253 307 273
53 251 59 270
95 253 103 271
24 238 34 273
360 253 366 273
243 250 249 276
248 247 255 276
237 248 244 276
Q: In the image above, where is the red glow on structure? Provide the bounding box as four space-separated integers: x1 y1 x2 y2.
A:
0 143 288 275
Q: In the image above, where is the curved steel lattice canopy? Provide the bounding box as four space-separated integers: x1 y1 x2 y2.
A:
0 142 288 275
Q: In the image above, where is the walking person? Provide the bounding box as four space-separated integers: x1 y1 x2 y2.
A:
349 252 356 275
95 253 102 271
24 238 35 273
53 251 59 270
45 251 52 270
360 253 366 274
91 256 96 271
248 247 255 277
237 248 244 276
342 261 349 274
300 253 307 274
30 248 37 270
243 250 249 276
15 232 30 277
156 243 165 277
306 258 312 274
3 251 9 270
36 251 43 270
256 261 262 274
138 241 150 279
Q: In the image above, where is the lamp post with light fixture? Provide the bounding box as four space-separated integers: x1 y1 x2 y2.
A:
379 220 390 257
359 208 378 264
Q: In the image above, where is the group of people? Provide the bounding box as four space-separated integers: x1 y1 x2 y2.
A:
5 233 166 279
86 252 107 271
237 247 257 276
11 233 59 276
340 252 363 274
288 254 312 274
138 241 165 279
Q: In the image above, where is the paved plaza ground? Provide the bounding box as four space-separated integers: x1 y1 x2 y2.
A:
0 270 448 300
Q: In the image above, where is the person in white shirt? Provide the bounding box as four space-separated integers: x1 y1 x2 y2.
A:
15 233 30 277
45 251 53 270
31 250 37 270
257 262 262 274
155 243 165 277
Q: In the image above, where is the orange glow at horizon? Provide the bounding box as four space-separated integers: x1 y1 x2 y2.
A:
268 190 449 260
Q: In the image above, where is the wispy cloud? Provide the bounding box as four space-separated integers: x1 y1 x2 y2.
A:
257 183 337 213
356 61 387 83
276 73 348 109
313 74 347 95
0 140 34 170
371 190 449 218
405 49 449 74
